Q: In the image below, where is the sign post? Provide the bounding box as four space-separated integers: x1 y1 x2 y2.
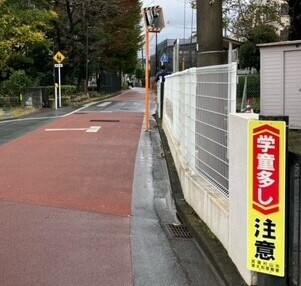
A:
53 51 65 109
145 29 150 130
248 118 288 285
143 6 165 131
54 83 58 110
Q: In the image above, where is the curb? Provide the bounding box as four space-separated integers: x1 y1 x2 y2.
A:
0 90 124 122
156 116 247 286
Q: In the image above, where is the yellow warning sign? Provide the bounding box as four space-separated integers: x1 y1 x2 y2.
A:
247 120 286 277
53 51 65 64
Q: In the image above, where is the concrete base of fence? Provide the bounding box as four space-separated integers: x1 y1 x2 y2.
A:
163 112 262 286
159 119 247 286
229 113 259 285
162 119 230 249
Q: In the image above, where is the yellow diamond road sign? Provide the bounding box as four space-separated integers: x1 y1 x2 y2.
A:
53 51 65 64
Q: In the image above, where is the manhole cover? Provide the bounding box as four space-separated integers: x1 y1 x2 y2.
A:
165 224 193 239
90 119 119 122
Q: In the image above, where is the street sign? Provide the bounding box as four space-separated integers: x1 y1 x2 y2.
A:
247 120 286 277
53 53 64 109
144 6 165 33
53 51 65 64
160 53 168 63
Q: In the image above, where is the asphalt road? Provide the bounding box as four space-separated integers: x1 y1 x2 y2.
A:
0 88 223 286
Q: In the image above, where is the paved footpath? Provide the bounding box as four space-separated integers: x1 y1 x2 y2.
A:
0 89 223 286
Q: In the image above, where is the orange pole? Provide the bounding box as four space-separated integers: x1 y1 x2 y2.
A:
145 29 150 131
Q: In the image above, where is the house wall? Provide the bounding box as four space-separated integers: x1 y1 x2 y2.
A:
260 43 301 128
283 50 301 128
260 48 284 115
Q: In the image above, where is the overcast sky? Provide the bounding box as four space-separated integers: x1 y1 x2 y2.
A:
141 0 197 46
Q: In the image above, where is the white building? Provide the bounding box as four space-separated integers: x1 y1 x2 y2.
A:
261 0 290 39
259 40 301 129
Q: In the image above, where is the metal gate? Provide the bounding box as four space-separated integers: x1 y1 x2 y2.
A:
288 152 301 286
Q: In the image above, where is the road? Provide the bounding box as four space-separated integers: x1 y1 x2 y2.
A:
0 88 223 286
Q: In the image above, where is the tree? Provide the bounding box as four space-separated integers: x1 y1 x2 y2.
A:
223 0 282 40
285 0 301 40
223 0 281 71
53 0 142 87
99 0 142 73
239 25 279 70
0 0 142 92
0 0 57 82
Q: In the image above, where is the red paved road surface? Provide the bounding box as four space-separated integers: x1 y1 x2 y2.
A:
0 91 145 286
0 112 143 216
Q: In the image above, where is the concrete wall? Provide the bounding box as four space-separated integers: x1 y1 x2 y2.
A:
162 119 230 252
229 113 258 286
163 113 259 286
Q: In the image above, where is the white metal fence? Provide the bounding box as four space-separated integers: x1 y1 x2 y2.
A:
163 63 237 197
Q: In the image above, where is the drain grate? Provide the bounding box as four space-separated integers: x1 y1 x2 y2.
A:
165 224 193 239
90 119 119 122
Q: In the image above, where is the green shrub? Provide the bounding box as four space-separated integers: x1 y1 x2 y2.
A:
39 85 77 97
0 70 35 107
62 85 77 96
0 70 33 97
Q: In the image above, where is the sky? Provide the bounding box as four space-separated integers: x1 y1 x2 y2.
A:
141 0 197 47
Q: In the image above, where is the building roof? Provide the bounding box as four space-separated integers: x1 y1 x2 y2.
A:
258 40 301 48
158 37 243 49
222 37 243 49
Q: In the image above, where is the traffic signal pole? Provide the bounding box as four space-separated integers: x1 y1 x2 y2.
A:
143 6 165 131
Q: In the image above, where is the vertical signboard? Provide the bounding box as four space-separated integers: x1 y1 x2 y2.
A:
248 120 286 277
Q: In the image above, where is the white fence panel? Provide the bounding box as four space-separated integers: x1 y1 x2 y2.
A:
163 63 237 197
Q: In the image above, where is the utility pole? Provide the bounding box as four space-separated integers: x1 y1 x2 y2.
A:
85 25 89 95
155 33 158 74
143 6 165 131
196 0 224 67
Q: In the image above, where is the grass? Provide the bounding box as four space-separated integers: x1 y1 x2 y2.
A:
0 107 41 120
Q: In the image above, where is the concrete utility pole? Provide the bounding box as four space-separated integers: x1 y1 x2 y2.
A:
196 0 224 67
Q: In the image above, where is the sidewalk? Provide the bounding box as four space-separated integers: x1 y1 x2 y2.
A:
156 116 247 286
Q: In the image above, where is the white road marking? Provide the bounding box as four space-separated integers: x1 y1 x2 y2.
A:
86 126 101 133
45 126 101 133
45 128 87 131
97 102 112 107
76 111 112 114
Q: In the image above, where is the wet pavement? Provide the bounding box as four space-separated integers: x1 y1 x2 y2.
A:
0 88 227 285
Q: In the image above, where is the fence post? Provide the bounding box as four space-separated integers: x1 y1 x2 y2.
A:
256 115 289 286
160 81 164 119
188 68 197 171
